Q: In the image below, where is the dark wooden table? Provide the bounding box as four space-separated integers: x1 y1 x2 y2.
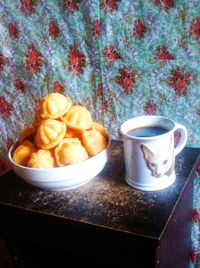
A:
0 141 199 268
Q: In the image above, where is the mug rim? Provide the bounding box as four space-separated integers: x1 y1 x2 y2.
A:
120 115 176 140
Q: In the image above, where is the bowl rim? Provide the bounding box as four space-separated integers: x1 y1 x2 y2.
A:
8 136 111 171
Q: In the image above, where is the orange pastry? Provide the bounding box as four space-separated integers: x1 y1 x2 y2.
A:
41 92 72 119
92 122 107 137
27 149 56 168
61 105 93 130
35 119 66 149
13 140 36 166
82 129 107 156
55 138 88 166
64 127 82 140
19 126 37 144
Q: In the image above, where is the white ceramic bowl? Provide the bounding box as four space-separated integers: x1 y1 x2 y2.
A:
8 138 110 191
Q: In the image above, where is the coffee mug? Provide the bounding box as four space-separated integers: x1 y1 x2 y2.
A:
120 115 188 191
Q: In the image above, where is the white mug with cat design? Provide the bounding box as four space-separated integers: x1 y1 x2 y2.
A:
120 115 188 191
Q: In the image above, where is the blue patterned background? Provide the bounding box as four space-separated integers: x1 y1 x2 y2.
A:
0 0 199 265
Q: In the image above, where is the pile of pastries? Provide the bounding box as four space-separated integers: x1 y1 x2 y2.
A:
12 93 108 168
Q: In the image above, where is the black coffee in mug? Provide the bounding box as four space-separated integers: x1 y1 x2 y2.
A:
127 125 168 137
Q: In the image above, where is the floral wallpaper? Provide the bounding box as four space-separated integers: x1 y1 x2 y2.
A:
0 0 199 266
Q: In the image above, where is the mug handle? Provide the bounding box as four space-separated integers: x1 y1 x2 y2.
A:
174 123 188 156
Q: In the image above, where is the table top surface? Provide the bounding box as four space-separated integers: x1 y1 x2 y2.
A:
0 140 199 241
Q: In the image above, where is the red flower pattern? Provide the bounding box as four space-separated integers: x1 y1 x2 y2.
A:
192 209 200 223
134 19 147 38
167 68 191 97
106 0 117 9
100 1 105 8
63 0 81 12
8 23 19 39
0 96 13 117
144 101 157 115
103 44 121 62
53 81 64 93
96 84 104 98
92 20 101 38
68 43 86 75
26 44 44 74
102 101 108 112
154 0 174 8
156 45 173 60
115 68 137 94
15 78 26 92
190 17 200 39
100 0 121 13
0 53 7 73
190 251 200 263
49 21 60 38
20 0 39 14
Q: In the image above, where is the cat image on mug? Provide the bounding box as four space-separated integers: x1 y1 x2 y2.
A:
141 142 174 178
